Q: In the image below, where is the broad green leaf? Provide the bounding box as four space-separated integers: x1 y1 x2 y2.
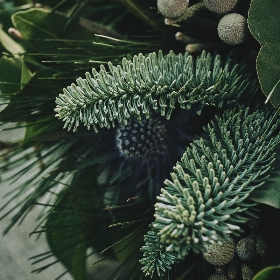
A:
248 0 280 108
46 171 106 280
253 265 280 280
46 192 87 280
23 115 61 144
250 146 280 209
0 68 57 122
0 56 22 95
12 8 98 51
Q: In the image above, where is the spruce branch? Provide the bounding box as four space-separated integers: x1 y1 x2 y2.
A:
55 51 257 132
140 105 280 276
140 227 188 278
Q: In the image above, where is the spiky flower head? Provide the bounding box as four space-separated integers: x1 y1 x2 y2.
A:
256 234 268 257
203 237 235 265
209 273 228 280
218 13 248 45
151 105 280 254
116 116 167 161
241 263 255 280
157 0 189 19
236 235 257 261
203 0 238 14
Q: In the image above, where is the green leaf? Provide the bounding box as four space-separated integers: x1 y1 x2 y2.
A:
0 56 22 95
0 68 56 122
253 265 280 280
250 146 280 209
12 8 98 50
23 115 61 144
248 0 280 108
46 192 87 280
46 170 106 280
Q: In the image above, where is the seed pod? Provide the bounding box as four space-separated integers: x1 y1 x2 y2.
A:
157 0 189 19
217 13 248 45
209 273 228 280
241 264 254 280
203 0 238 14
203 237 235 266
256 234 268 257
236 235 257 261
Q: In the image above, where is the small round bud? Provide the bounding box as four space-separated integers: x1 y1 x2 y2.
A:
209 273 228 280
256 234 268 257
227 259 239 279
217 13 248 45
203 0 238 14
241 264 254 280
203 237 235 266
236 236 257 261
247 217 260 230
157 0 189 19
215 265 226 274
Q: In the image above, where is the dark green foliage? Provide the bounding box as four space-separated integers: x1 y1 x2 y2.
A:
55 50 257 132
140 227 182 278
140 104 280 276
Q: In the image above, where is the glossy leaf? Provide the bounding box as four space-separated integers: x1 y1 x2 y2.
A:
253 265 280 280
12 8 98 50
250 146 280 209
46 192 87 280
248 0 280 108
0 56 22 95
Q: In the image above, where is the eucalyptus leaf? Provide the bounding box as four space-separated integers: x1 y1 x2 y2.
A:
250 146 280 209
253 265 280 280
248 0 280 108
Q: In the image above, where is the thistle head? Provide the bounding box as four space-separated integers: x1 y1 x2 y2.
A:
157 0 189 19
203 237 235 266
116 116 167 162
218 13 248 45
203 0 238 14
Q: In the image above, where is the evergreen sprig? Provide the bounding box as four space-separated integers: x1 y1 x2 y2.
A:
55 50 257 132
140 227 186 278
140 105 280 277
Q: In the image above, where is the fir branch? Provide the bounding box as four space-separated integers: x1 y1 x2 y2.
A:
140 227 187 278
141 105 280 276
55 51 257 132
